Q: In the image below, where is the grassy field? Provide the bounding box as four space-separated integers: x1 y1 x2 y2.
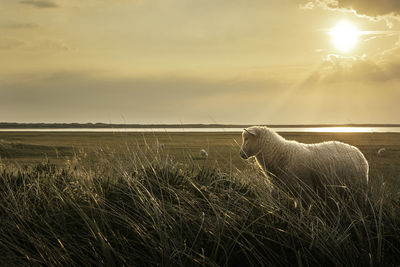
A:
0 131 399 180
0 131 400 265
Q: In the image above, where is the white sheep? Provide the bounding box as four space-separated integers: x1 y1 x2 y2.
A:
200 149 208 159
157 143 165 152
240 126 369 195
377 148 386 157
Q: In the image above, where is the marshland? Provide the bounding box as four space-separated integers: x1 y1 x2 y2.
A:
0 131 399 266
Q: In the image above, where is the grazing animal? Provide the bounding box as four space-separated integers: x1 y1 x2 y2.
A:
200 149 208 159
157 143 165 152
377 148 386 157
240 126 369 195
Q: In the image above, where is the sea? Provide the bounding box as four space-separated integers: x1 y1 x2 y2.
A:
1 127 400 133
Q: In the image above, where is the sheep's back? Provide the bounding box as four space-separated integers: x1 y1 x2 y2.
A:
304 141 368 181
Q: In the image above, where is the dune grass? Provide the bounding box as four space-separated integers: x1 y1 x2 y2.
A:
0 145 399 266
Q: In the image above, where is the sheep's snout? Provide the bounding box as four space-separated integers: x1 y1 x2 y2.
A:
240 149 249 159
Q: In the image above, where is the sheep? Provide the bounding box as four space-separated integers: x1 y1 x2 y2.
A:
157 143 165 152
240 126 369 197
200 149 208 159
377 148 386 157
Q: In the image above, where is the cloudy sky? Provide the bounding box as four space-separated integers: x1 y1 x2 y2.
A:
1 0 400 124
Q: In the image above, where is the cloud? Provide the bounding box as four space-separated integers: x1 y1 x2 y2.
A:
1 23 39 29
1 69 399 124
29 39 71 51
303 0 400 17
294 54 400 124
0 71 288 123
335 0 400 17
0 38 25 50
0 37 71 51
322 55 387 82
299 1 315 10
19 0 59 8
301 55 388 88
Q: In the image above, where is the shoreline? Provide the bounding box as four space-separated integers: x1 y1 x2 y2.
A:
1 122 400 129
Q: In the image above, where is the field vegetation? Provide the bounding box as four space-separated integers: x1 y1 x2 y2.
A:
0 132 399 266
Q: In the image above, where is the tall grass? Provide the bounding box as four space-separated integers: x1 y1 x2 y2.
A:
0 146 399 266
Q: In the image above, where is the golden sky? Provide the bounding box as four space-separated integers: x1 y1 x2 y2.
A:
1 0 400 124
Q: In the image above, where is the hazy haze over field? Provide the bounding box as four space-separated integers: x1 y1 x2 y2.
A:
1 0 400 124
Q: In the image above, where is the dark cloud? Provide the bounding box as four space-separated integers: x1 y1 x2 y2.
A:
301 55 396 88
1 70 398 124
30 39 71 51
19 0 59 8
335 0 400 16
304 0 400 17
0 71 287 123
323 56 387 83
384 62 400 79
0 38 70 51
295 55 400 124
0 38 25 50
2 23 39 29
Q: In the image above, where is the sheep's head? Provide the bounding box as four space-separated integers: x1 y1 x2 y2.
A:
240 127 259 159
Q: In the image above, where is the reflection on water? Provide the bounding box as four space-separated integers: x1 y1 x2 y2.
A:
303 127 374 133
0 127 400 133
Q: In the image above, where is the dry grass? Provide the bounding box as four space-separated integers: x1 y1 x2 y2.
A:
0 143 399 266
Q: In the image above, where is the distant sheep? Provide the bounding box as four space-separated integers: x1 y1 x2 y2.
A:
157 143 165 152
377 148 386 157
240 126 369 195
200 149 208 159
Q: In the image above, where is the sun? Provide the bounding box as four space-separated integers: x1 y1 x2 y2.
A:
329 21 360 53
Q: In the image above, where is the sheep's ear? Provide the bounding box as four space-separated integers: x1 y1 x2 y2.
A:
244 128 257 136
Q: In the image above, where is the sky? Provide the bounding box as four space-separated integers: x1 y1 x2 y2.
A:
1 0 400 124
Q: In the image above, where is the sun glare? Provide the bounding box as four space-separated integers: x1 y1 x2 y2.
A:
329 21 360 53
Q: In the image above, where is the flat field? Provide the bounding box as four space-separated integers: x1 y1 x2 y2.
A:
0 131 399 182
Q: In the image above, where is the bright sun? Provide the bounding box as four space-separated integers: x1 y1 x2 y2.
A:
329 21 360 53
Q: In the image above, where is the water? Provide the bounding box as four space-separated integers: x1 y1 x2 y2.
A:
0 127 400 133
